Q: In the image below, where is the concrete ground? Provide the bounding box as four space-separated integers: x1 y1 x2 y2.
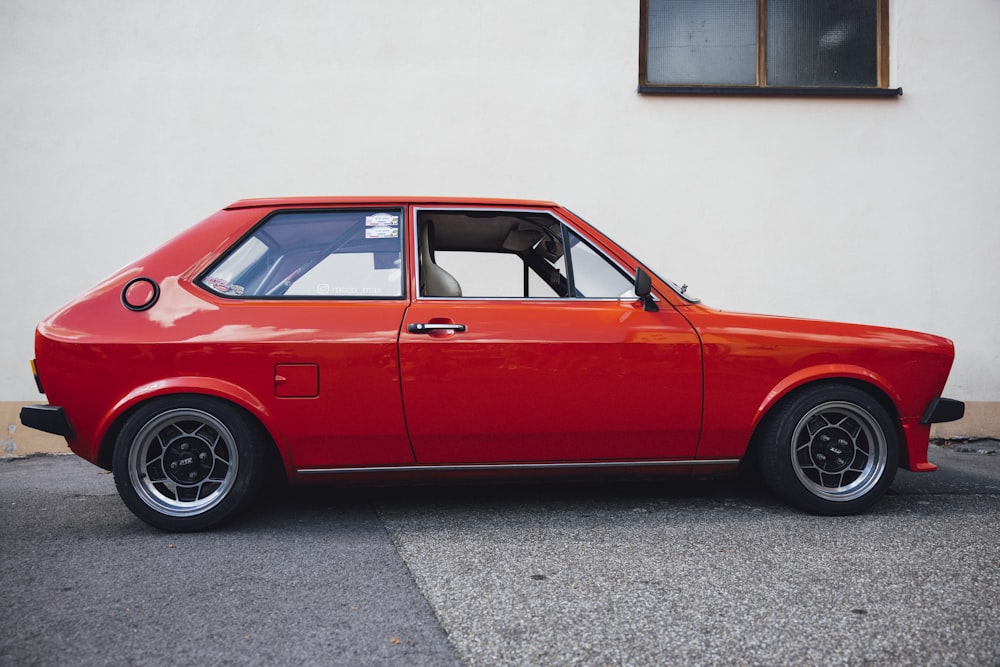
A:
1 443 998 666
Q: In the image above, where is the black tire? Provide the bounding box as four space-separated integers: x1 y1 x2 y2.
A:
758 384 898 515
112 395 267 531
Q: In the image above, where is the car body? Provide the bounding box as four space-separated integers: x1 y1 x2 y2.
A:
21 197 964 530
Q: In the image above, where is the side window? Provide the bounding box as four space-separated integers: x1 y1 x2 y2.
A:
416 209 636 300
200 209 404 298
566 230 635 299
417 211 568 299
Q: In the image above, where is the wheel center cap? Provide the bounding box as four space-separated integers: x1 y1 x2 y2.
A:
164 438 210 484
811 427 853 473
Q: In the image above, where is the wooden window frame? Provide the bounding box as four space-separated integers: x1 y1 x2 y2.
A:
638 0 900 97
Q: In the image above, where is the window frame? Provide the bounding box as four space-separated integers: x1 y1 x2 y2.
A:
638 0 900 97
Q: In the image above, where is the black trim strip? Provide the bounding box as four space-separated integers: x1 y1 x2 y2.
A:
638 85 902 98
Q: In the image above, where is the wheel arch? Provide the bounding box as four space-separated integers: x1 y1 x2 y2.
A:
747 371 905 468
95 378 288 480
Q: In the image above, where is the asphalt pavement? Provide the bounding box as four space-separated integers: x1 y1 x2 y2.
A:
1 443 998 666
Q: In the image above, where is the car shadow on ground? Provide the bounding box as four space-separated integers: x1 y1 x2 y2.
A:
240 472 776 528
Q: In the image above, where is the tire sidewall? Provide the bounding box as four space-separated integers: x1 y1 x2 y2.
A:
112 395 264 531
759 384 899 516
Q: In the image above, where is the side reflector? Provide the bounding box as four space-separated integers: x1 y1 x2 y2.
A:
30 359 44 394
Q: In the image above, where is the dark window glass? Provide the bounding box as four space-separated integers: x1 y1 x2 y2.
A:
646 0 757 85
767 0 877 87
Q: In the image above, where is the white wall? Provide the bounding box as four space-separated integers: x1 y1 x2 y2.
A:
1 0 997 401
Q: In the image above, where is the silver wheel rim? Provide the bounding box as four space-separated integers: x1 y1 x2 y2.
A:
128 408 239 517
790 400 887 502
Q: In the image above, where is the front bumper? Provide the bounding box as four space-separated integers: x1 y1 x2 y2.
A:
19 405 75 439
920 397 965 424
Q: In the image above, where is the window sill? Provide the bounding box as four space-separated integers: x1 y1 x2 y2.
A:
638 85 902 98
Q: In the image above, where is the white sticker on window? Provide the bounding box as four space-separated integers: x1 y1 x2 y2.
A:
365 226 399 239
365 213 399 239
366 213 399 227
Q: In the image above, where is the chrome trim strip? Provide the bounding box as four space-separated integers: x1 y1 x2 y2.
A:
297 459 740 475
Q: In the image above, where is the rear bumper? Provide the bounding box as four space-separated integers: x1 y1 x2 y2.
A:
19 405 75 439
920 397 965 425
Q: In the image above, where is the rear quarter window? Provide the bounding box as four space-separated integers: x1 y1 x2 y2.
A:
200 209 404 299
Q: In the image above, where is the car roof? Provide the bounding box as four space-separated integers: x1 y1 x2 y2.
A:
226 196 559 210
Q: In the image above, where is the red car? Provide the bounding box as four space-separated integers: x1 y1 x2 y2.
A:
21 198 964 530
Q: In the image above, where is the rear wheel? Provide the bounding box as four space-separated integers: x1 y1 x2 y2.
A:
112 396 266 531
758 385 898 515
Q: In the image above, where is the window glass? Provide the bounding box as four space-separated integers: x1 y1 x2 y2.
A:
646 0 757 86
567 230 635 299
416 210 568 299
416 210 634 300
203 236 267 290
201 209 404 298
767 0 877 87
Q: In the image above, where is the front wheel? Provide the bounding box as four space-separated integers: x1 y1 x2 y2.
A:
112 396 266 531
758 385 899 515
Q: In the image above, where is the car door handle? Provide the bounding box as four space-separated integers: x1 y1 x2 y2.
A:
407 322 467 334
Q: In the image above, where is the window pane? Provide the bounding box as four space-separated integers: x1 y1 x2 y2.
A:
202 209 403 298
203 236 267 290
646 0 757 86
767 0 877 87
567 231 634 299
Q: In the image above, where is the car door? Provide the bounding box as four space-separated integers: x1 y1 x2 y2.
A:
398 207 702 464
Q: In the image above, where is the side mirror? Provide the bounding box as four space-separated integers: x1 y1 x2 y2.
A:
635 267 658 312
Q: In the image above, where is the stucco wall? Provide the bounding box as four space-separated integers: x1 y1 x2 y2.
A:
1 0 998 408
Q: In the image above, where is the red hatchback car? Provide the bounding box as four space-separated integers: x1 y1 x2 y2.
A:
21 198 963 530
